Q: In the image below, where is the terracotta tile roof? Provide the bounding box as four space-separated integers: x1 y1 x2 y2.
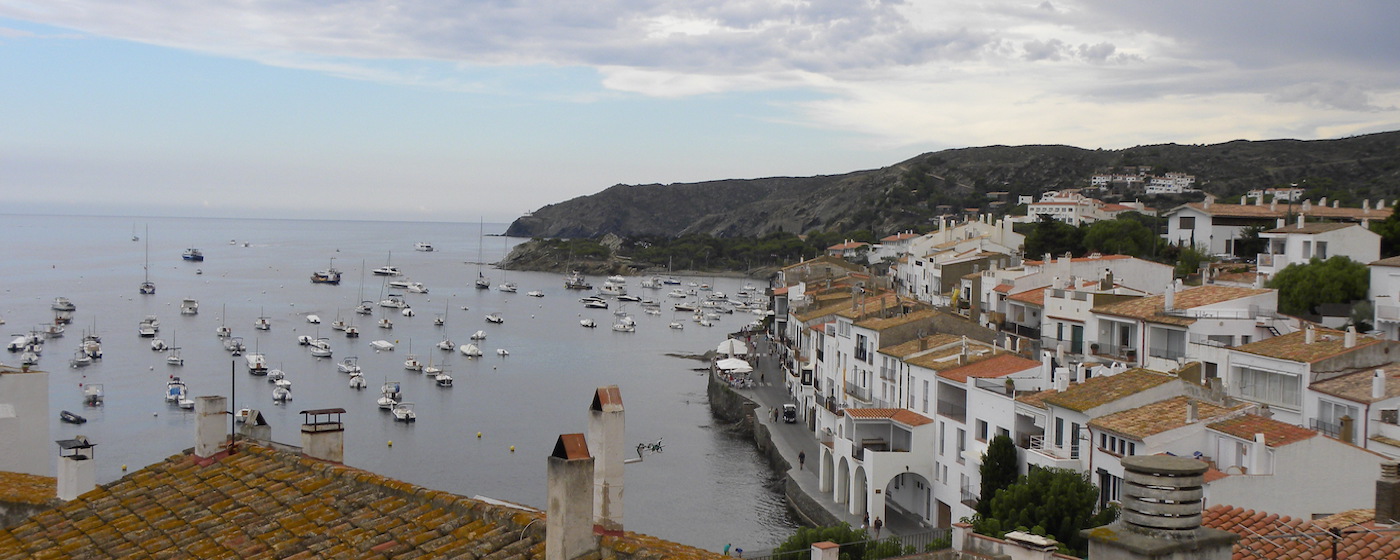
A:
904 343 1006 373
881 232 919 242
1087 396 1244 440
1042 369 1176 412
853 307 938 331
1263 222 1360 235
1373 255 1400 267
1203 505 1400 560
794 301 852 323
1311 365 1400 404
780 255 865 273
827 241 869 251
1233 328 1386 363
993 283 1013 293
1006 287 1046 306
0 471 56 506
772 286 790 295
1207 414 1318 447
1092 285 1271 326
0 441 722 560
1022 254 1132 265
937 354 1041 383
842 408 934 427
835 294 903 320
1015 388 1057 410
1177 201 1392 221
877 334 963 358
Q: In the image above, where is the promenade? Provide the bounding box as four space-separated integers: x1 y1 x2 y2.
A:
733 336 931 544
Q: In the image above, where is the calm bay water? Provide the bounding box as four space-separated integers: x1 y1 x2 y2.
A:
0 214 795 550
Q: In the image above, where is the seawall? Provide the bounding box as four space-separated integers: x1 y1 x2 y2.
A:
706 372 841 528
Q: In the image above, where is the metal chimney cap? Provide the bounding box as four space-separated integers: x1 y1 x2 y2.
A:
1122 454 1207 476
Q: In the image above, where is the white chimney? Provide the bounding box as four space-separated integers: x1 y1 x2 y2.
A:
1041 350 1054 386
547 434 597 560
812 542 841 560
55 436 97 501
588 386 625 533
1302 199 1312 212
300 408 345 463
1365 199 1371 211
1250 432 1267 474
1056 368 1071 391
1320 197 1328 207
1255 195 1263 207
1276 218 1285 228
1164 282 1176 311
1074 363 1086 384
1187 400 1199 424
1296 214 1304 228
1305 325 1316 345
1376 369 1388 400
1345 326 1357 348
1270 198 1277 211
195 395 227 458
1334 200 1340 208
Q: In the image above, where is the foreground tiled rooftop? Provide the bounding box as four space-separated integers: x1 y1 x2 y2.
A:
842 408 934 427
1088 396 1243 440
1203 505 1400 560
1310 365 1400 404
0 471 57 506
0 441 720 560
1041 369 1176 412
877 333 963 359
937 354 1040 384
1091 285 1271 326
1233 328 1385 363
1207 414 1318 448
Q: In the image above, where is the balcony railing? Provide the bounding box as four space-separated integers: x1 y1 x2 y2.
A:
1378 305 1400 323
1148 345 1186 360
1000 322 1041 340
1091 342 1138 362
1310 418 1342 439
960 484 978 508
845 383 872 403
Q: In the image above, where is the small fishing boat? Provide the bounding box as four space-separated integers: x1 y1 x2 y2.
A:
43 324 65 338
330 318 347 331
255 315 271 331
564 271 591 290
378 317 393 329
178 395 195 409
337 356 361 374
69 350 93 369
349 373 367 389
166 347 184 366
496 348 510 357
180 298 199 315
404 354 422 372
60 410 87 424
437 338 454 351
580 318 597 328
83 384 103 406
370 340 395 351
306 314 321 324
392 402 417 422
378 381 401 409
311 259 342 284
344 325 360 338
165 377 187 403
527 290 544 297
415 242 435 252
434 371 453 387
470 330 487 340
459 343 482 357
485 313 504 324
51 297 76 312
182 248 204 261
245 353 268 375
225 336 246 355
235 409 251 423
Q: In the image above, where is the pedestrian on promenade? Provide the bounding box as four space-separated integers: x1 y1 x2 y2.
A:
798 451 806 470
760 371 766 384
724 543 731 556
873 517 883 539
862 514 869 529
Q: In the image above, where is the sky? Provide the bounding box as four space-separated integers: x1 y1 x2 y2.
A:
2 1 1399 223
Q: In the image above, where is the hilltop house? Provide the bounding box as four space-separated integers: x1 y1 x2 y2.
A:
1161 197 1390 255
1256 219 1380 280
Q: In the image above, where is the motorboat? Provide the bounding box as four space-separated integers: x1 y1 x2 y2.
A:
612 316 636 333
582 298 608 309
349 373 367 389
267 369 285 382
178 396 195 409
80 332 101 358
255 315 271 331
498 282 517 293
69 350 93 368
60 410 87 424
459 343 482 357
639 276 662 289
370 340 395 351
406 282 429 294
392 402 416 422
564 271 591 290
378 317 393 329
400 307 414 317
674 302 698 312
234 409 251 424
618 294 641 302
138 315 159 337
306 314 321 324
182 248 204 261
151 338 168 352
599 281 626 296
225 336 246 355
580 319 597 328
496 348 510 357
485 313 504 324
298 335 315 346
607 275 626 283
165 377 187 403
83 384 103 406
337 357 361 374
272 385 292 403
245 353 268 375
378 381 401 409
274 378 292 389
51 297 76 312
644 308 661 316
42 324 65 338
437 338 454 351
372 265 402 276
527 290 544 297
379 295 408 309
166 347 184 366
216 325 232 338
355 300 375 315
404 354 422 371
311 259 342 284
20 349 39 366
7 336 26 352
669 321 684 330
433 315 445 326
52 310 70 324
344 325 360 338
180 298 199 315
415 242 434 252
663 277 681 285
434 372 453 387
470 330 486 340
709 291 728 301
668 288 688 298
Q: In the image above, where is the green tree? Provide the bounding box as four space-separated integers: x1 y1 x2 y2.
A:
970 468 1118 558
1023 214 1085 259
1372 210 1400 257
1267 256 1370 317
1082 218 1156 258
1173 246 1212 278
1231 225 1268 260
976 434 1019 517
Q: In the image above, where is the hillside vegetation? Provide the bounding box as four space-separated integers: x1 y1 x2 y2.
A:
506 131 1400 239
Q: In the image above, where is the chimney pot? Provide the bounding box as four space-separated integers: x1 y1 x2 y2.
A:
1305 325 1316 345
588 386 625 533
195 395 227 458
300 408 345 463
1378 461 1400 524
547 434 597 560
1341 415 1356 444
55 436 97 501
1376 369 1388 400
1187 400 1199 424
1345 326 1357 348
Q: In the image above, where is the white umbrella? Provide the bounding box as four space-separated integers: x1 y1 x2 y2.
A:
717 338 749 356
716 357 753 373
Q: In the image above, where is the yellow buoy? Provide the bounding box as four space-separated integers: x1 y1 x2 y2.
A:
476 432 482 438
121 465 128 471
387 441 393 447
509 446 515 453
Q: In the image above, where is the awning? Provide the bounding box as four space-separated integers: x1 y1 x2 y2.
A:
716 338 749 356
716 357 753 373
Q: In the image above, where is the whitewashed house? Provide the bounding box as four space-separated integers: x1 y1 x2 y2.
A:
1162 198 1389 255
1256 219 1380 279
1225 326 1391 426
1368 256 1400 340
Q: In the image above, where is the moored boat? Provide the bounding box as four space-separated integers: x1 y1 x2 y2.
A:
182 248 204 261
60 410 87 424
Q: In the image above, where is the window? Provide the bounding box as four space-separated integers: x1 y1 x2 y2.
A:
956 429 967 463
1179 216 1196 230
1055 417 1065 447
939 423 946 455
1302 240 1312 259
1317 241 1329 259
855 334 869 363
1098 469 1123 509
1237 367 1301 407
1149 327 1187 360
976 420 989 441
1099 433 1137 457
921 380 930 414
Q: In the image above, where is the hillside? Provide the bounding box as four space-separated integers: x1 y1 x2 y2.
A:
506 131 1400 239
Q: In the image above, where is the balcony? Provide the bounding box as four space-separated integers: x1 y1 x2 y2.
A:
1091 342 1137 362
1256 253 1289 270
845 383 872 403
999 321 1041 340
1379 305 1400 323
1309 418 1342 439
1022 435 1081 471
960 484 978 509
1148 345 1187 360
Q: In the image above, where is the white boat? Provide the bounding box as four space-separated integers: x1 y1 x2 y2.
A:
437 338 454 351
485 313 504 324
433 315 445 326
667 288 688 298
663 276 681 285
372 265 401 276
612 316 636 332
470 330 486 340
370 340 395 351
266 368 285 382
180 298 198 315
496 348 509 357
275 378 292 389
140 226 156 295
607 275 626 283
406 282 429 294
337 356 361 374
297 335 314 345
401 307 415 317
254 315 271 331
498 282 517 293
330 318 347 331
564 271 591 290
272 386 292 403
83 384 104 406
245 353 268 375
20 350 39 366
166 347 184 366
379 295 408 309
225 336 246 355
348 373 367 389
355 300 375 315
306 314 321 324
583 299 608 309
165 377 187 403
216 325 232 338
151 338 168 352
70 350 93 369
404 354 422 372
310 339 333 358
580 319 597 328
599 281 626 296
51 297 76 312
475 272 491 290
644 308 661 316
527 290 544 297
378 381 401 409
310 259 342 284
640 276 662 289
344 325 360 338
415 242 435 252
392 402 416 422
669 321 684 330
434 372 453 387
459 343 482 357
139 315 160 336
235 409 251 423
42 324 65 338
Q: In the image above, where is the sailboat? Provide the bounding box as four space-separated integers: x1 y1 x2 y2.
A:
139 225 156 295
497 235 517 292
475 218 490 289
355 260 373 315
434 299 447 327
131 223 139 242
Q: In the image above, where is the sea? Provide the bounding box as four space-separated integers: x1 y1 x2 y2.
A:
0 214 797 551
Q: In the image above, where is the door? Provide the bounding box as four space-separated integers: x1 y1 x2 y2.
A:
1071 325 1084 354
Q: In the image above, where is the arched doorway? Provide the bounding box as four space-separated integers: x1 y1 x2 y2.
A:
883 472 935 527
819 449 835 493
850 465 869 516
834 458 850 504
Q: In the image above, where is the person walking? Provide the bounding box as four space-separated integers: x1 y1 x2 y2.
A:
724 543 731 556
873 517 883 539
798 451 806 470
